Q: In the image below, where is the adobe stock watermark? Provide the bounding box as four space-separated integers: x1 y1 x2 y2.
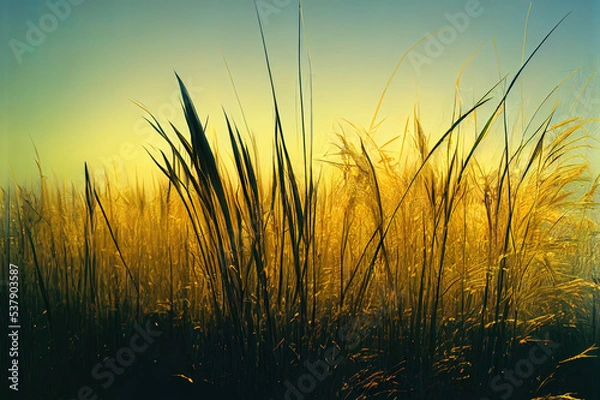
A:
256 0 294 25
91 79 203 186
7 263 21 393
570 70 600 115
409 0 485 74
8 0 87 65
273 310 380 400
67 321 163 400
481 337 560 400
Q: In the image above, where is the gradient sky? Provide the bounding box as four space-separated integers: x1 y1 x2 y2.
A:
1 0 599 187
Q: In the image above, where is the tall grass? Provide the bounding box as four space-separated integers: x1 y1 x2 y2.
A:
1 11 599 400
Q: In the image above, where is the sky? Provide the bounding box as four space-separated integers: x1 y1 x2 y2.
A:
1 0 599 187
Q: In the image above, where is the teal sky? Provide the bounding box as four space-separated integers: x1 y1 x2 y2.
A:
1 0 599 186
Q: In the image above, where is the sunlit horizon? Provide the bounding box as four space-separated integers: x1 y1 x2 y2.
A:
2 0 598 188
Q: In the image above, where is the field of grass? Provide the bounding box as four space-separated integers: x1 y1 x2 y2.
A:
1 13 599 400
